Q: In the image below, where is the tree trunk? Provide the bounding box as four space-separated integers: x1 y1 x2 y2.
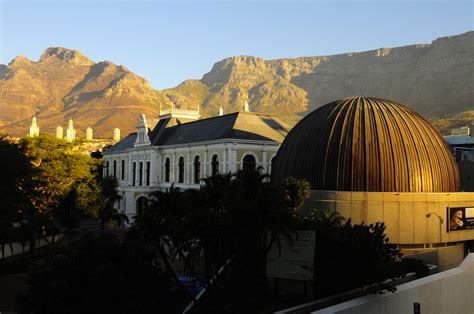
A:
67 230 72 248
29 239 36 256
100 218 105 235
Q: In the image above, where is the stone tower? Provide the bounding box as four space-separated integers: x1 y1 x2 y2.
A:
113 128 121 141
28 116 40 137
66 119 76 142
56 126 64 139
219 106 224 116
86 127 93 141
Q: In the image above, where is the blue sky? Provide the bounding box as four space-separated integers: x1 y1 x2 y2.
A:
1 0 472 89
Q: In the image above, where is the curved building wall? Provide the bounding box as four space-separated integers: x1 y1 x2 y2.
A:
303 191 474 245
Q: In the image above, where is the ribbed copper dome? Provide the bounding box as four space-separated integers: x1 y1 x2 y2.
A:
272 97 460 192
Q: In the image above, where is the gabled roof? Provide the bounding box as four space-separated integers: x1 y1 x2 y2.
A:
106 111 290 153
105 132 137 153
151 111 289 146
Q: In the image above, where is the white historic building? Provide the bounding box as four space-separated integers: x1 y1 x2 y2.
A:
103 106 290 219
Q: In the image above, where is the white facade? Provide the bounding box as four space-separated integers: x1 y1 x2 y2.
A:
103 109 287 220
104 140 280 219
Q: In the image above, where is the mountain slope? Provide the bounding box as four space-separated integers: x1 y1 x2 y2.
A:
1 32 473 138
166 31 474 122
0 47 172 137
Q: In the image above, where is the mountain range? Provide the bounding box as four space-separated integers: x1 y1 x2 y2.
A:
0 31 472 137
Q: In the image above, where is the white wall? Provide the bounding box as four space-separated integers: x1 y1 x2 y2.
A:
314 253 474 314
302 190 474 245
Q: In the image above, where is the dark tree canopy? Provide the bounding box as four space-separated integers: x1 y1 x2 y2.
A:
17 234 183 314
299 209 428 298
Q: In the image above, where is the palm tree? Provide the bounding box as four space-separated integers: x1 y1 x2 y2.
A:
99 176 128 234
131 186 191 293
186 170 295 311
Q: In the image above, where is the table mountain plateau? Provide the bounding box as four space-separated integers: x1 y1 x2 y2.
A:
1 32 473 138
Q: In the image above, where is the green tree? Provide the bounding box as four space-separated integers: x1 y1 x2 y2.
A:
19 135 102 218
131 186 193 293
0 136 37 256
298 209 425 298
280 176 311 214
56 186 82 247
17 234 184 314
136 171 295 312
19 135 103 239
98 176 128 234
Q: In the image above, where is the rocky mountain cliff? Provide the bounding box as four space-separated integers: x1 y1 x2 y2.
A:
166 31 473 125
0 47 172 137
1 32 473 137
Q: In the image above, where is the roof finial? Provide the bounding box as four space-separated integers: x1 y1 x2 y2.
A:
219 106 224 116
244 100 250 112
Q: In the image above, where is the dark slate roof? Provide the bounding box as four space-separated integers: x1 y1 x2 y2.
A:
105 132 137 153
106 111 290 154
151 112 289 146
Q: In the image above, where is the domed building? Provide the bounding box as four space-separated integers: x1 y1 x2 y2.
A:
272 97 474 269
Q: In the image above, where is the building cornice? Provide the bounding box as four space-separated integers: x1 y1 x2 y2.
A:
103 138 280 156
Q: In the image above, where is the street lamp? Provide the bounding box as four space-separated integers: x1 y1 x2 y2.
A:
426 212 444 246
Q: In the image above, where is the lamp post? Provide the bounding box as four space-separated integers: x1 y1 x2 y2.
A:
426 212 444 246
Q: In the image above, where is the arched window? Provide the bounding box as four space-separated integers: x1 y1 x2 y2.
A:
242 154 256 172
194 155 201 184
269 155 276 175
136 196 148 216
211 154 219 176
105 161 109 177
165 157 171 182
113 160 117 178
178 156 185 183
